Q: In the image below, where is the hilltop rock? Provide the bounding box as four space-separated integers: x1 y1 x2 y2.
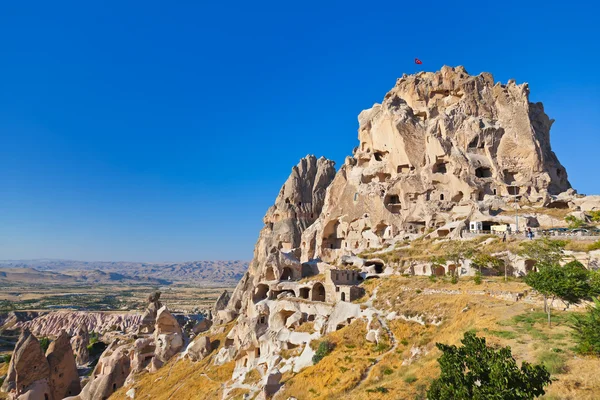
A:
185 336 211 361
213 68 578 397
46 331 81 399
137 291 163 334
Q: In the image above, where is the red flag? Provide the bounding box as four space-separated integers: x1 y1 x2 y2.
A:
415 58 422 65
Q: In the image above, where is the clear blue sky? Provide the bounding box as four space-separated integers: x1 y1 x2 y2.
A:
1 0 598 262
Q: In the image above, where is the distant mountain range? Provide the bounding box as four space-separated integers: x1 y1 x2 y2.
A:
0 259 249 286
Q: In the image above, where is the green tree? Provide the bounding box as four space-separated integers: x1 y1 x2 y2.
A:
570 297 600 356
427 332 551 400
524 261 596 327
312 340 334 364
518 238 566 266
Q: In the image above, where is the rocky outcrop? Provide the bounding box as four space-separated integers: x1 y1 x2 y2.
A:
70 325 90 365
1 329 51 399
14 311 141 338
151 306 183 367
185 336 211 361
46 331 81 399
137 291 162 334
212 67 579 397
72 341 131 400
303 66 571 263
213 290 230 315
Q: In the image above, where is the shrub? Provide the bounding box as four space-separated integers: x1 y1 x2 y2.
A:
382 367 393 375
427 332 551 399
312 340 334 364
588 240 600 252
404 374 418 384
450 275 458 284
590 210 600 222
366 387 389 393
473 271 482 285
39 337 50 353
429 275 437 282
570 297 600 356
1 354 11 363
565 215 586 229
537 350 568 374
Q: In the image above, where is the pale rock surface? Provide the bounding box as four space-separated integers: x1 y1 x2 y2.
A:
151 306 183 367
46 331 81 399
185 336 212 361
70 325 90 365
72 341 131 400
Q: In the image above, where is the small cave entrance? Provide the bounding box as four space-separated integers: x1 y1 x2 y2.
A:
365 260 384 274
547 200 569 209
311 283 326 302
433 265 446 276
433 161 448 174
468 136 479 149
448 264 458 275
451 191 463 202
301 263 314 278
397 164 413 174
384 194 402 213
503 170 521 184
341 292 346 302
299 287 310 299
525 260 537 273
253 284 269 303
439 193 445 201
475 167 492 178
373 151 385 162
507 186 520 196
281 267 294 281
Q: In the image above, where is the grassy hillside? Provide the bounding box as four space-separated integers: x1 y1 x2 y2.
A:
109 275 600 400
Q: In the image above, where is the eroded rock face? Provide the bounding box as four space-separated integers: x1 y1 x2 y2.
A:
137 291 163 334
151 306 183 367
46 331 81 399
216 68 577 397
304 66 571 263
213 290 230 316
185 336 211 362
14 311 141 338
77 341 131 400
70 325 90 365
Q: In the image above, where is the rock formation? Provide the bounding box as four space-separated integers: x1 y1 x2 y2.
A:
185 336 211 361
137 291 162 334
46 331 81 399
212 67 581 397
70 325 90 365
151 306 183 368
213 290 230 315
70 341 131 400
302 66 571 263
13 311 141 338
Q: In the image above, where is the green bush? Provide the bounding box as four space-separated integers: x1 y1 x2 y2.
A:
570 297 600 356
312 340 334 364
565 215 586 229
589 211 600 222
366 386 389 393
429 275 437 282
474 271 482 285
451 275 458 284
427 332 551 399
1 354 11 363
39 337 50 353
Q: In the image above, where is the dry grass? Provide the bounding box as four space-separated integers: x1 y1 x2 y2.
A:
293 321 316 334
109 276 600 400
279 277 600 399
298 274 325 284
110 322 237 400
